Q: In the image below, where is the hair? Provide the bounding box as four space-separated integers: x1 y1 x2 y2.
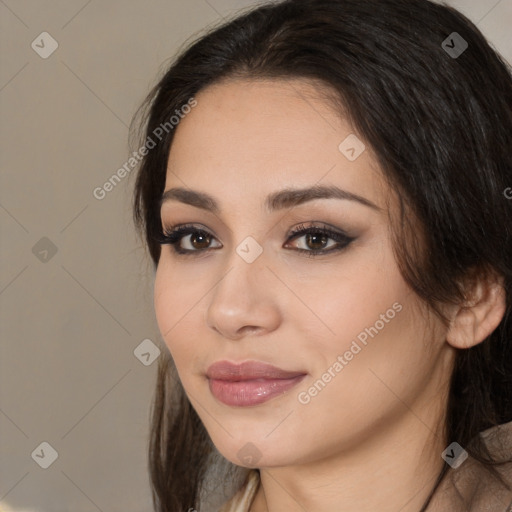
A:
130 0 512 510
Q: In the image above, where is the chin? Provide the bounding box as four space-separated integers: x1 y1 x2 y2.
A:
207 428 299 469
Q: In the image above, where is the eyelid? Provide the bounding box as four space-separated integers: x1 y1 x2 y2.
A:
156 221 355 257
285 221 351 239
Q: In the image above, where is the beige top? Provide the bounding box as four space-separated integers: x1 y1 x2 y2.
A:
218 470 260 512
218 422 512 512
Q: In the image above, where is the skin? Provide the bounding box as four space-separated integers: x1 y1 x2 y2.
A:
153 78 506 511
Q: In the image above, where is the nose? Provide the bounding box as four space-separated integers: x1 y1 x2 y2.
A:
204 248 282 341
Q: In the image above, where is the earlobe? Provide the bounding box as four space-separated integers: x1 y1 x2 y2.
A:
446 273 506 349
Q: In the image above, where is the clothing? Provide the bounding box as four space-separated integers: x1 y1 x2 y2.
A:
217 422 512 511
218 469 260 512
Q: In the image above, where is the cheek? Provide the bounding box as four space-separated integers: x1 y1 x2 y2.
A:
289 241 432 428
154 259 201 364
289 299 435 460
154 254 204 327
296 236 408 353
154 262 175 339
296 272 436 418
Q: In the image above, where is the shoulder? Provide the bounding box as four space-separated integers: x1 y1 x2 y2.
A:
435 421 512 511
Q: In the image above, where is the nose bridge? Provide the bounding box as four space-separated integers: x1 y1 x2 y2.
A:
214 234 268 303
205 234 281 337
220 212 268 279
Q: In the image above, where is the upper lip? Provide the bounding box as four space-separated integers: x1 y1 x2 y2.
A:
206 360 307 381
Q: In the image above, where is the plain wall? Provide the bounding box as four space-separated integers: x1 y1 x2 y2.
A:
1 0 510 511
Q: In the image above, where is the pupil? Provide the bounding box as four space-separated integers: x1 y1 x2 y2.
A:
192 233 210 249
307 233 327 250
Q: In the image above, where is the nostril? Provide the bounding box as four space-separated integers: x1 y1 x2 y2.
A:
238 325 262 336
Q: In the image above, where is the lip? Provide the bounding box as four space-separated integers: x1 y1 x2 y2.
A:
206 360 307 407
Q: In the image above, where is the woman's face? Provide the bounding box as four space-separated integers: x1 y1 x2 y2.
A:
154 78 452 468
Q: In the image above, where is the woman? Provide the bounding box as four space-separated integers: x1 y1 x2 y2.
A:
131 0 512 510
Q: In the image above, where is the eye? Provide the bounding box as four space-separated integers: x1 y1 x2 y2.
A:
154 224 221 256
284 223 355 257
154 222 355 258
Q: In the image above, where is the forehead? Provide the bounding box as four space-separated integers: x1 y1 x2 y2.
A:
165 78 386 209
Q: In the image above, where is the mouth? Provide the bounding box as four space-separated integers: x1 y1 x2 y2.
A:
206 360 307 407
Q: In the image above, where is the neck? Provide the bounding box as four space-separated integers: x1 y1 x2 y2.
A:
250 406 448 512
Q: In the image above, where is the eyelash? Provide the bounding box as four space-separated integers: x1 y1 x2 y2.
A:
154 222 355 258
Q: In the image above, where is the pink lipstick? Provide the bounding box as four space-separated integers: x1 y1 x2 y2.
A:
206 360 307 407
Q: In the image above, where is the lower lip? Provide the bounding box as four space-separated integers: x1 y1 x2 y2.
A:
208 375 307 407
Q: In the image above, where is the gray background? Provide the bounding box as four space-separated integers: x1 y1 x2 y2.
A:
1 1 511 511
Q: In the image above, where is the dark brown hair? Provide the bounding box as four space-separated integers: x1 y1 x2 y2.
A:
131 0 512 510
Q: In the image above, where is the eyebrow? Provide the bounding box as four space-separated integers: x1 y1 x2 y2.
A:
160 184 381 213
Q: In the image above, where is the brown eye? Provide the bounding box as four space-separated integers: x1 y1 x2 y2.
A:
285 223 355 257
189 232 211 250
156 224 221 256
304 232 329 251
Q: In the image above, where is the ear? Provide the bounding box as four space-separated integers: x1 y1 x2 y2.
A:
446 270 506 349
